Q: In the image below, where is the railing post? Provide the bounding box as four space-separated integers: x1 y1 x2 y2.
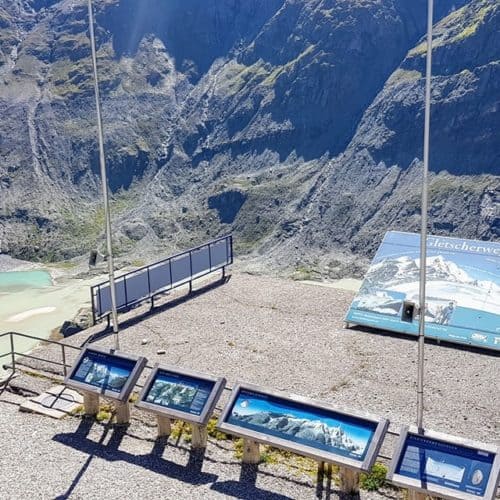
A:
10 333 15 373
169 258 173 287
61 344 67 377
147 267 152 297
123 276 128 310
91 286 97 325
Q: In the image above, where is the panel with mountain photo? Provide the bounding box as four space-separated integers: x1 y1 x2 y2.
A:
72 351 135 393
144 371 215 416
227 390 376 461
346 231 500 350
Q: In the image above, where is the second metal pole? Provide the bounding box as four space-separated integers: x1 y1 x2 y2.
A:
87 0 120 350
417 0 434 431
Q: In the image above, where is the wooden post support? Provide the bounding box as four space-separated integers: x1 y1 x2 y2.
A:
338 467 360 495
408 490 427 500
191 424 208 449
83 392 99 416
317 461 325 482
114 402 130 425
242 438 260 464
157 416 172 437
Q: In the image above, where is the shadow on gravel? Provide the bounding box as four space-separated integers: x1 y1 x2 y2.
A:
347 324 500 357
211 481 295 500
211 463 312 500
84 274 232 347
52 418 218 498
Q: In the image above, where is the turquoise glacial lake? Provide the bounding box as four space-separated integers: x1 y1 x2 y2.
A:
0 270 53 376
0 270 52 293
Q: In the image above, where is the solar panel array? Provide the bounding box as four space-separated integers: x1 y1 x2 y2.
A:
91 234 233 322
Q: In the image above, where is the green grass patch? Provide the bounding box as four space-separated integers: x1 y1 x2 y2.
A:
360 462 388 491
262 44 315 86
220 61 269 95
207 417 229 440
96 410 112 422
452 5 495 42
387 69 421 85
292 265 321 281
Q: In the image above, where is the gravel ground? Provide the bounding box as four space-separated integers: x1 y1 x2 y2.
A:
2 270 499 499
0 383 393 500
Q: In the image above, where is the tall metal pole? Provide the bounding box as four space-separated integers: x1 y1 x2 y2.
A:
87 0 120 350
417 0 434 431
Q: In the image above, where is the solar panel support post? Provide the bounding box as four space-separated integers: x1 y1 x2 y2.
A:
87 0 120 350
189 251 193 294
417 0 433 432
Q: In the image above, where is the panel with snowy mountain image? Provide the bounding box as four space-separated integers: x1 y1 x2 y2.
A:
73 352 135 393
145 371 214 415
227 390 375 460
351 290 405 316
347 231 500 350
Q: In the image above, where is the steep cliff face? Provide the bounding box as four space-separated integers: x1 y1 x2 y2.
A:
290 0 499 260
0 0 497 268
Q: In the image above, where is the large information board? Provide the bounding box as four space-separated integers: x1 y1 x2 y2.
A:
388 426 500 500
65 347 146 401
346 231 500 350
218 383 388 470
136 364 226 425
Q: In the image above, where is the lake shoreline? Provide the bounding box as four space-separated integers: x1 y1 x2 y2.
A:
0 254 42 273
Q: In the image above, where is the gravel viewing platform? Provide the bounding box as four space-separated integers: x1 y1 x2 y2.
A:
1 270 499 499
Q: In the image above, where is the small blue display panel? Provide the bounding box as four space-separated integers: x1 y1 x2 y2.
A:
227 389 377 461
72 350 136 394
144 370 216 416
396 434 495 497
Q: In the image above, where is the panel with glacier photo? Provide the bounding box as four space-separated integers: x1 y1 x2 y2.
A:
227 389 376 460
346 231 500 350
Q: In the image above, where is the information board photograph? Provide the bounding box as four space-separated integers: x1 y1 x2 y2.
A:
389 426 500 500
346 231 500 350
137 364 226 425
65 347 146 401
218 383 388 470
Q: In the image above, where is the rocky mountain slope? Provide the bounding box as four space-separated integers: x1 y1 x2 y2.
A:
0 0 498 276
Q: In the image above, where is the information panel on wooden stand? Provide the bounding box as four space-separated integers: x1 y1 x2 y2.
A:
65 346 146 402
388 426 500 500
136 364 226 425
217 383 389 472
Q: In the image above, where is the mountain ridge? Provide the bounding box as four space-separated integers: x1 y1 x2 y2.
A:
0 0 498 275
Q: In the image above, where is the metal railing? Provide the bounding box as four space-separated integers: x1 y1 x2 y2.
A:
90 234 233 324
0 332 82 380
